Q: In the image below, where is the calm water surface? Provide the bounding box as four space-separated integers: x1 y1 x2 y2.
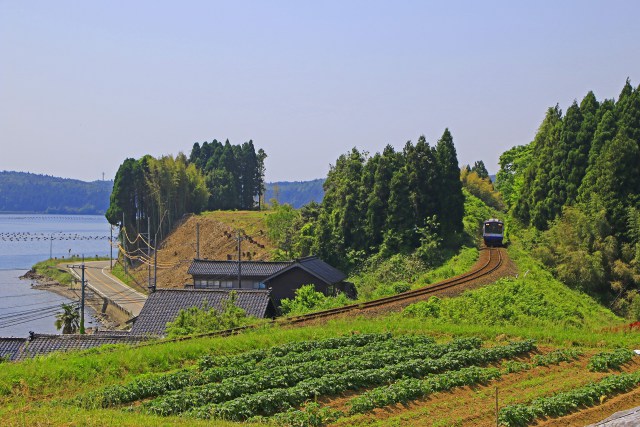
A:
0 214 115 337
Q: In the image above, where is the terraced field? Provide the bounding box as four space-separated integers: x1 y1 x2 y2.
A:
63 332 640 426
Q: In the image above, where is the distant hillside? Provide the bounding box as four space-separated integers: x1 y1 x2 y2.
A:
0 171 324 214
265 178 325 208
0 171 112 214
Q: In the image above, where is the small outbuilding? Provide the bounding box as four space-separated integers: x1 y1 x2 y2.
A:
187 256 354 305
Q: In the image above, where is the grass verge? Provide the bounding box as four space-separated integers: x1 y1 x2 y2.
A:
32 257 108 286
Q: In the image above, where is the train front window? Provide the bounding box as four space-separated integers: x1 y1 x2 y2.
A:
485 222 503 234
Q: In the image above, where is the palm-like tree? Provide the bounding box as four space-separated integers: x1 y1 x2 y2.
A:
54 303 80 334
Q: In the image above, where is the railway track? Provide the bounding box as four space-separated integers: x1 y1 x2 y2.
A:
284 246 503 324
157 247 505 344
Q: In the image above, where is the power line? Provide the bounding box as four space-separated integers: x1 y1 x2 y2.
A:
0 298 70 311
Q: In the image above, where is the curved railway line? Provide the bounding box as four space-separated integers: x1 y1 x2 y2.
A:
159 246 506 344
286 246 503 323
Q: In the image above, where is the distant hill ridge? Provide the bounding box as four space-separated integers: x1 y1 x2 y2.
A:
265 178 325 208
0 171 325 214
0 171 112 215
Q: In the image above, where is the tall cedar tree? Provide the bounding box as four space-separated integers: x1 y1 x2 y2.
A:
435 129 465 239
471 160 490 180
366 145 398 247
499 80 640 306
188 139 266 211
515 105 563 229
317 131 464 270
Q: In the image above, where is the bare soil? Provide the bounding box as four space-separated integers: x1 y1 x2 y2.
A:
126 211 275 289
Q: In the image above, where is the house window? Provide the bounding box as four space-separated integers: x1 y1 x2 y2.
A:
221 280 233 288
253 282 266 289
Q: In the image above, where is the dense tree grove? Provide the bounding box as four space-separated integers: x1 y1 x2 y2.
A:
106 154 209 255
189 139 266 211
106 139 267 258
311 130 465 270
496 80 640 317
460 167 503 211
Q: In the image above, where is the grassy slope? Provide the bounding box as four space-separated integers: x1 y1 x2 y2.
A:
124 210 275 289
0 244 632 426
32 257 108 285
200 210 273 237
404 242 624 344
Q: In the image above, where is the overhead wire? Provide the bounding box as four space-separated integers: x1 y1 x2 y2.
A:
0 303 71 321
0 297 72 311
0 305 78 328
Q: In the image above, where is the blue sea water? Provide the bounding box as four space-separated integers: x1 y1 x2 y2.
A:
0 214 115 337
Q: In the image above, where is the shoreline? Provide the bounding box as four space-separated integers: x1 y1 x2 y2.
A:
20 270 121 331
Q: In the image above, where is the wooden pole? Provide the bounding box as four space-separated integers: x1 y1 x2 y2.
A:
80 255 85 335
495 387 499 427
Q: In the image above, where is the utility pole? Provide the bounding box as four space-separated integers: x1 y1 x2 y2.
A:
122 213 127 274
196 223 200 259
109 225 113 270
237 230 244 288
151 209 167 293
153 236 157 293
49 233 53 260
80 255 85 334
67 257 87 334
147 216 152 292
495 387 499 427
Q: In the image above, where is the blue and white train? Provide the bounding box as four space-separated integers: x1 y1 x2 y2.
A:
482 219 504 247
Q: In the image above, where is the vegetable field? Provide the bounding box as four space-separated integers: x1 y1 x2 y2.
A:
68 331 640 426
74 333 538 425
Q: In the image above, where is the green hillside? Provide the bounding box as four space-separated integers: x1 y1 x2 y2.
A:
0 171 112 214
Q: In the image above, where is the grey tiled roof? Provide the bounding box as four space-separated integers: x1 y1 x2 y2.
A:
130 289 274 336
0 338 27 361
587 405 640 426
0 333 148 361
188 257 347 285
188 260 293 278
285 256 347 284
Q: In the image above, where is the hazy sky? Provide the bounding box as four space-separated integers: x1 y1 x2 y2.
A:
2 1 639 183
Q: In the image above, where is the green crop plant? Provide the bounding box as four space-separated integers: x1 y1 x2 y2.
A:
587 348 634 372
183 340 535 421
498 372 640 426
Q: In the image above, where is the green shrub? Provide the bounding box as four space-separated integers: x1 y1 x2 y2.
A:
280 285 351 316
166 291 250 337
403 245 621 330
587 348 634 372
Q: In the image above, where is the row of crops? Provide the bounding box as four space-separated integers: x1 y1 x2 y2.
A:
73 334 636 426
